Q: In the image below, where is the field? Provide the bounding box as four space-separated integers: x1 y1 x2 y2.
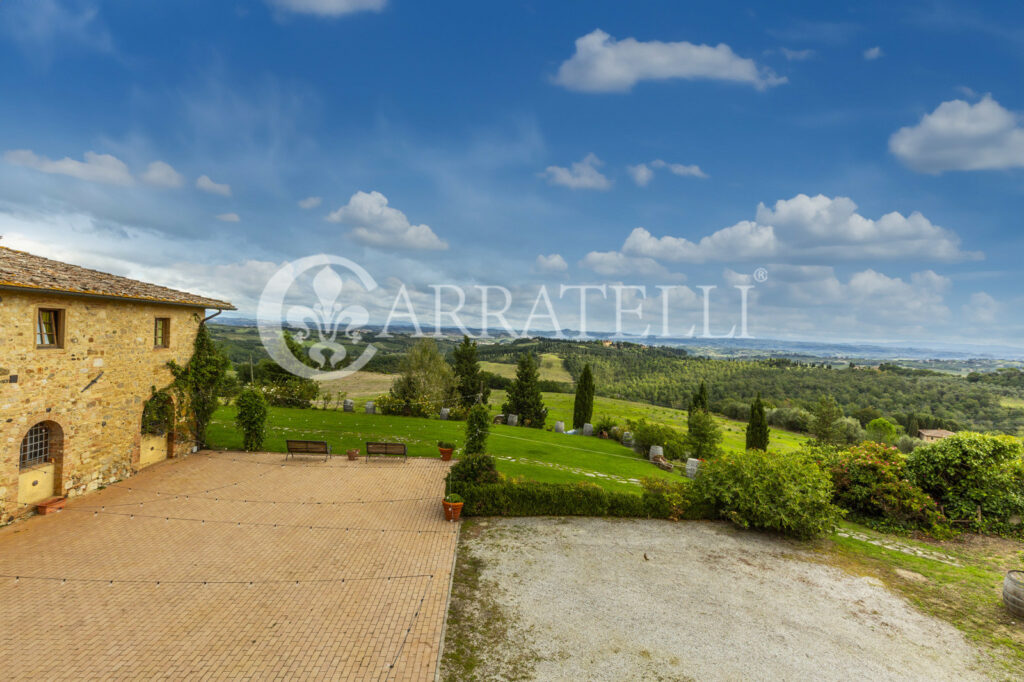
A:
479 353 573 383
207 404 680 495
489 389 808 453
317 372 398 399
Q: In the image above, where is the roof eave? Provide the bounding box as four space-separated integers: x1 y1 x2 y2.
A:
0 283 236 310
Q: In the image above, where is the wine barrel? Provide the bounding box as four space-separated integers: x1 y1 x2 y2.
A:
1003 571 1024 617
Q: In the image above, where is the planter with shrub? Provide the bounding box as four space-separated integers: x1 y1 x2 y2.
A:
437 441 456 461
346 448 360 461
443 493 464 521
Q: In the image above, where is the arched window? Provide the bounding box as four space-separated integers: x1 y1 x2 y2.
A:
20 423 52 469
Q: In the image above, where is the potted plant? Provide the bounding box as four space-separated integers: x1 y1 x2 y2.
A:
442 493 464 521
437 440 455 461
346 448 360 461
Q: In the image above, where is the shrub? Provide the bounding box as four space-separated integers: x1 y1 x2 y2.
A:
141 388 175 436
446 454 500 486
437 441 456 450
626 418 687 460
444 493 463 504
896 434 925 454
594 414 618 435
263 377 319 408
234 387 268 452
906 432 1024 530
826 442 944 531
464 403 490 454
695 449 843 539
639 477 708 521
450 480 668 518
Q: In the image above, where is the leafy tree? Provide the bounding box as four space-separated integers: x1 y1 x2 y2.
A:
452 335 490 408
811 395 845 445
745 394 770 451
168 323 230 448
502 352 546 428
852 406 883 427
235 387 268 451
573 363 595 429
685 409 722 459
866 417 900 445
389 338 456 417
465 403 490 454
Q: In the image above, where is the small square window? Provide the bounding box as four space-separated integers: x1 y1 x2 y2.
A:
154 317 170 348
36 309 64 348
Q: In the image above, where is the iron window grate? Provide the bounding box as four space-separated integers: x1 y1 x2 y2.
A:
20 423 51 469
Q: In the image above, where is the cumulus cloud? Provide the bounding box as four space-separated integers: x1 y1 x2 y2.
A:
298 195 322 209
216 213 241 223
140 160 184 188
553 29 786 93
327 190 447 250
535 253 569 273
579 250 680 280
196 174 232 196
627 163 654 187
889 95 1024 173
964 292 999 324
541 153 611 190
780 47 814 61
4 149 134 185
266 0 386 17
863 46 883 60
650 159 708 179
618 194 978 264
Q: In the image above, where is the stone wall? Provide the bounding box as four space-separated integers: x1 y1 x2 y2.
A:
0 291 205 521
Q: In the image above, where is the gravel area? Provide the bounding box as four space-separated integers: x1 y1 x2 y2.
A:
461 517 991 681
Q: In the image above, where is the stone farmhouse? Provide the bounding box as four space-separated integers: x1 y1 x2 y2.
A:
0 246 233 522
918 428 955 443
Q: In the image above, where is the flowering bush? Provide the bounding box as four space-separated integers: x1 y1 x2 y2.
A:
827 442 944 531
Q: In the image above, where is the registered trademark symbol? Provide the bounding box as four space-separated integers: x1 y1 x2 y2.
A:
753 267 768 283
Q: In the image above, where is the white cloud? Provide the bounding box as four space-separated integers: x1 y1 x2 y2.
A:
626 163 654 187
579 250 679 280
216 213 241 223
1 0 113 59
298 195 322 209
863 46 883 60
535 253 569 273
266 0 386 17
326 190 447 250
140 161 184 188
616 193 978 264
196 174 232 196
889 95 1024 173
780 47 814 61
4 149 133 185
541 153 611 190
650 159 708 179
553 29 786 93
964 292 999 324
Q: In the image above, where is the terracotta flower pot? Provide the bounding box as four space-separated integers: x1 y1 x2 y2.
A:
346 448 360 461
439 447 454 461
442 500 464 521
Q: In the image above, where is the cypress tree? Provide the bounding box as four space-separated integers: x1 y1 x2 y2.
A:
502 352 546 428
452 335 490 408
573 363 595 429
746 394 770 451
691 381 709 413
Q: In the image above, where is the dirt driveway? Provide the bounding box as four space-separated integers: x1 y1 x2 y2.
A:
443 517 991 681
0 452 457 681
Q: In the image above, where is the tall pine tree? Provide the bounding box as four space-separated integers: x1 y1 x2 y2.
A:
452 335 490 408
573 363 595 429
686 380 721 458
745 394 770 451
502 352 546 428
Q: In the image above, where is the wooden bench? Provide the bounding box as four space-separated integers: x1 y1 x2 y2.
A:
365 442 408 462
285 440 331 461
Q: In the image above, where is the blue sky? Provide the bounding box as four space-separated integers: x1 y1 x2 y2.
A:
2 0 1023 345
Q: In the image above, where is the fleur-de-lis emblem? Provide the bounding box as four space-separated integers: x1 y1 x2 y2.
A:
285 267 369 369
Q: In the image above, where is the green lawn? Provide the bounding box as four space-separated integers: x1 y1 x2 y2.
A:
208 404 680 494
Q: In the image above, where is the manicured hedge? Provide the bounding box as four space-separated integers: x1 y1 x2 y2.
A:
449 480 669 518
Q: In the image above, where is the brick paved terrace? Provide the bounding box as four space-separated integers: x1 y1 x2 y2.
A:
0 452 458 681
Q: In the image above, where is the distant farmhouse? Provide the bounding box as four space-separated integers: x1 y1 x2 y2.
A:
918 428 955 443
0 246 233 521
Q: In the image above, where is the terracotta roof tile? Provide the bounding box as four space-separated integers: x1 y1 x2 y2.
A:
0 246 235 309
